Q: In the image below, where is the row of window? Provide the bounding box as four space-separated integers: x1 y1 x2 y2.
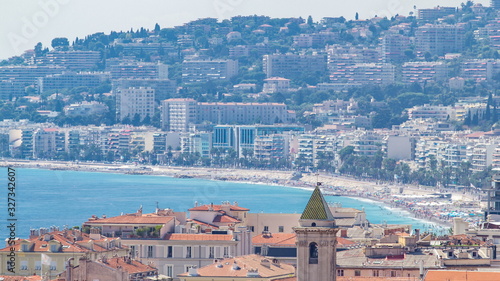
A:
337 269 402 277
133 245 230 259
8 261 57 271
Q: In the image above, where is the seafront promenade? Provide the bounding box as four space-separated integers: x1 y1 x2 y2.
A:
1 159 483 230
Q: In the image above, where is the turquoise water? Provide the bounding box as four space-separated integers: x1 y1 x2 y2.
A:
0 168 444 239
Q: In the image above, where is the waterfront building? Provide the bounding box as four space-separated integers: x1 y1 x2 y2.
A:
253 134 289 162
161 99 198 132
180 132 212 158
116 87 155 122
386 135 416 161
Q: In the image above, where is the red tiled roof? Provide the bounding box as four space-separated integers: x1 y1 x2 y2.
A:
0 276 42 281
0 231 123 254
337 237 356 246
84 214 175 225
189 204 249 212
164 234 233 241
187 219 220 229
100 257 157 274
252 233 296 246
424 270 500 281
212 214 240 223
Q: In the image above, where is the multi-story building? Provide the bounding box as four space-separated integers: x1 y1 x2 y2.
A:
64 101 109 117
181 132 212 158
352 131 385 157
329 63 395 85
0 229 128 278
254 134 289 162
116 87 155 122
381 33 410 63
161 99 198 132
401 62 448 84
418 6 457 20
112 78 177 101
38 50 101 70
182 59 238 84
415 24 466 55
470 141 496 173
109 62 169 80
408 105 455 121
38 72 110 93
295 134 336 169
0 65 65 99
461 59 500 81
263 54 327 79
262 77 291 94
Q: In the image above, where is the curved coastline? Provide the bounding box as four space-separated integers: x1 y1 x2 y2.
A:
1 159 479 232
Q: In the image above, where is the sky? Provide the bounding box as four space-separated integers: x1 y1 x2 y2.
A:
0 0 490 60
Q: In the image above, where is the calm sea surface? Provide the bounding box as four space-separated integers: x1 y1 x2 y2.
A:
0 168 444 239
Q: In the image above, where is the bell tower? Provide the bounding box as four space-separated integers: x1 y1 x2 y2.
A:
294 185 338 281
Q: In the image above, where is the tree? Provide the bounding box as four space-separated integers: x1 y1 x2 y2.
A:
51 37 69 49
355 12 359 20
307 15 313 25
154 23 161 33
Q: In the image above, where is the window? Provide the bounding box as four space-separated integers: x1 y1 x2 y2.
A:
209 247 215 259
130 245 136 258
21 244 29 252
166 265 173 277
223 247 229 257
337 269 344 276
50 244 58 252
147 246 154 258
167 246 172 258
373 270 379 277
391 271 397 277
35 261 41 271
21 261 28 270
264 226 269 232
186 246 192 258
355 270 361 276
249 226 255 232
50 261 57 271
278 226 284 232
309 242 318 264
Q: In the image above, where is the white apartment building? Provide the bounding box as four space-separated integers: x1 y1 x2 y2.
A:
461 59 500 81
263 54 327 78
161 98 198 132
408 105 455 121
38 50 101 70
116 87 155 122
182 59 238 84
329 63 395 85
262 77 291 93
401 62 448 84
38 71 110 93
64 101 109 116
470 141 497 173
109 62 169 79
254 134 289 162
415 24 465 55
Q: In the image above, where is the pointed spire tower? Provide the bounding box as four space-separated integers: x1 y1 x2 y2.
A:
294 184 338 281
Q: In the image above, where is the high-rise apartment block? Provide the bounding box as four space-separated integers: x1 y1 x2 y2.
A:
263 54 327 79
329 63 395 85
182 59 238 84
116 87 155 122
418 7 456 20
415 24 465 55
401 62 448 84
38 51 101 70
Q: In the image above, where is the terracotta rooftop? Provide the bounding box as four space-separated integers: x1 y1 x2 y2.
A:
0 231 124 254
212 214 240 223
178 254 295 278
164 234 233 241
338 278 420 281
84 214 175 225
424 270 500 281
187 219 220 229
0 276 42 281
100 257 157 274
189 204 249 212
252 233 296 246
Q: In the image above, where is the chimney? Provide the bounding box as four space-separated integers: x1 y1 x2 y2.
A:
188 266 199 276
260 259 271 268
341 229 348 238
415 229 420 240
89 227 101 240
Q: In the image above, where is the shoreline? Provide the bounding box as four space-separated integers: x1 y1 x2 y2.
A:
1 159 480 231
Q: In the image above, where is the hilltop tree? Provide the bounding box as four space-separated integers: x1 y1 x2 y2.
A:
51 37 69 49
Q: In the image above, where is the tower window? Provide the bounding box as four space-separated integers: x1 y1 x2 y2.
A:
309 242 318 264
311 222 316 227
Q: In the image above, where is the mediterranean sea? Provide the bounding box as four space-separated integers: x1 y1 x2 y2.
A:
0 168 446 239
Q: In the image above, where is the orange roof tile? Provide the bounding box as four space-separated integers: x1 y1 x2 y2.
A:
189 204 249 212
337 237 356 246
424 270 500 281
164 234 233 241
0 276 42 281
252 233 296 246
187 219 220 229
100 257 157 274
212 214 240 223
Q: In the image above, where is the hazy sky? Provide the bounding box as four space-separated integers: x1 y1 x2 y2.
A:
0 0 490 60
